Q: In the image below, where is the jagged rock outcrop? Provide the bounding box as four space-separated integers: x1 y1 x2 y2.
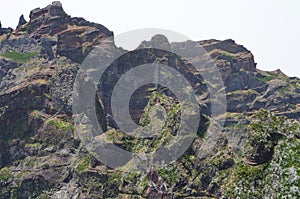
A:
0 26 12 36
139 34 171 51
1 1 113 64
16 15 27 29
28 1 68 36
27 1 113 63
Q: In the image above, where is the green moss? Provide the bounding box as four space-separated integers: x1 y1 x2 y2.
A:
25 142 42 148
106 130 136 152
80 175 105 195
290 104 297 109
31 110 44 119
44 93 51 99
0 51 38 63
36 193 51 199
227 123 247 130
254 72 280 83
46 119 74 130
222 161 267 198
157 164 178 186
216 51 236 60
255 76 273 82
223 137 300 198
41 163 50 170
119 171 148 194
26 159 37 167
36 79 49 85
224 112 245 121
0 167 13 181
221 110 300 198
106 90 183 154
138 174 148 194
77 154 91 173
109 171 122 181
243 109 288 162
227 89 258 96
140 114 150 127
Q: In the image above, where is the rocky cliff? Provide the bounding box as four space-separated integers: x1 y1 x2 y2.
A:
0 2 299 198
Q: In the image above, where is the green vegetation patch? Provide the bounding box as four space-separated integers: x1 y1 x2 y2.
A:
221 110 300 198
157 164 179 187
25 142 42 149
1 51 38 63
0 167 13 182
46 119 74 131
227 89 258 96
77 154 91 173
216 51 236 60
223 137 300 198
254 72 281 83
31 110 44 119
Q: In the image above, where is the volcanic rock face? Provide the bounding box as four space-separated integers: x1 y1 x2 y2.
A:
0 2 299 199
28 1 69 35
2 1 113 63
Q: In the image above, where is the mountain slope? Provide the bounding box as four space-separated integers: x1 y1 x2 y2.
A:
0 2 299 198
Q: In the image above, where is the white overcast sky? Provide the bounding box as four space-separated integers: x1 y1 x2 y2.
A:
0 0 299 77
